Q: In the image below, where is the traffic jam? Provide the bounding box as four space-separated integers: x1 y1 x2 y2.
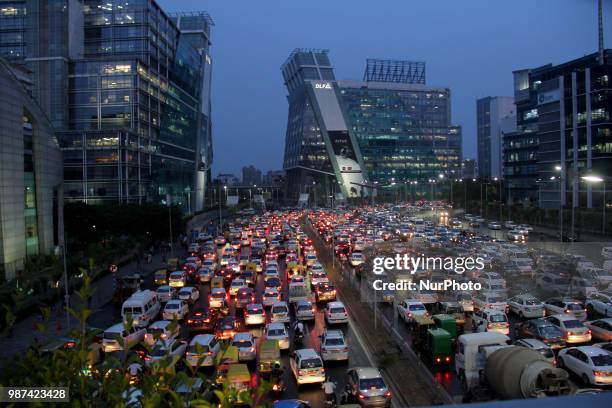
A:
307 203 612 402
104 211 394 407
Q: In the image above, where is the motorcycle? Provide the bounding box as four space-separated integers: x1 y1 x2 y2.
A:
270 368 285 394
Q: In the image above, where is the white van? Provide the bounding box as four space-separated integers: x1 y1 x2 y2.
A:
122 290 161 328
102 323 146 352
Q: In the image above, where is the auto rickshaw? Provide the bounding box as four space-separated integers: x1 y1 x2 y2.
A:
211 276 224 289
154 269 168 286
257 339 281 375
167 258 179 272
411 314 435 348
434 301 465 327
432 314 458 340
423 328 453 367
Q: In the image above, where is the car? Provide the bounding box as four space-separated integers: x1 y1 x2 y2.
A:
507 294 546 319
454 292 475 313
178 286 200 304
208 288 228 309
290 349 325 385
320 330 349 361
265 277 282 291
474 292 508 312
488 222 502 230
507 229 526 242
513 338 555 363
231 332 257 362
244 303 266 326
503 221 516 229
472 309 510 335
396 299 428 324
156 285 176 303
545 314 592 344
144 339 187 369
310 271 329 288
186 308 217 332
270 301 291 323
198 268 214 283
315 283 337 302
264 322 290 350
144 320 180 346
586 291 612 317
264 266 280 281
102 323 146 353
346 367 392 407
544 298 587 321
262 287 282 307
557 346 612 386
350 252 365 267
162 300 189 321
168 271 187 288
235 287 255 309
325 301 349 324
294 300 316 321
584 318 612 342
229 278 247 296
186 334 221 368
469 221 480 229
514 318 566 349
240 270 255 286
215 316 239 340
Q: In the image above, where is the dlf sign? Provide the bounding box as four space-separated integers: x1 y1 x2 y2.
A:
314 82 332 89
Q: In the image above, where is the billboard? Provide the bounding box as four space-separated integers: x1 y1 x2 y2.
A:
537 89 560 105
328 131 365 197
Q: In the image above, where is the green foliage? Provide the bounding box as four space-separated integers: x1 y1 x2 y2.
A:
0 274 272 407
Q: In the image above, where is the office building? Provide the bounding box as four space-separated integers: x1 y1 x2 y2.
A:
216 174 239 186
0 59 63 282
0 1 214 213
281 50 462 203
242 165 262 186
506 50 611 209
263 170 285 187
461 159 477 179
477 96 515 179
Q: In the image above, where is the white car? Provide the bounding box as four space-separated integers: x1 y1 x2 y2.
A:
586 291 612 317
294 300 316 321
186 334 221 368
144 320 180 346
349 252 364 267
229 279 247 296
325 301 349 324
474 292 508 312
472 309 510 335
545 314 592 344
584 318 612 342
168 271 187 288
102 323 146 352
320 330 349 361
178 287 200 304
208 288 227 309
557 346 612 386
507 295 545 319
262 287 281 307
513 338 555 363
455 292 474 313
198 268 214 283
244 304 266 326
162 300 189 321
232 332 256 362
544 299 587 321
305 253 318 266
144 339 187 369
503 221 516 229
290 348 325 385
507 229 526 242
156 285 176 303
264 267 280 281
264 322 289 350
488 222 502 230
310 271 329 288
270 301 291 323
396 299 428 323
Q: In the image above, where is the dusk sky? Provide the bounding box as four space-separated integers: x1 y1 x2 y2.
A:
158 0 611 177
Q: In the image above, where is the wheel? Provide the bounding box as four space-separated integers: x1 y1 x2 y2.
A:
582 374 590 386
557 357 564 368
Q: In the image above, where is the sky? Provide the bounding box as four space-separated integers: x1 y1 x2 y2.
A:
158 0 612 177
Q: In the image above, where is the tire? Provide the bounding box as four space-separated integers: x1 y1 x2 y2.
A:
557 357 564 368
582 374 590 386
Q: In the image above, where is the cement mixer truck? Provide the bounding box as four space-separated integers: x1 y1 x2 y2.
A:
455 332 574 402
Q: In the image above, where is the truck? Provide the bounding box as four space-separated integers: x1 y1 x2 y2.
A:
456 332 574 402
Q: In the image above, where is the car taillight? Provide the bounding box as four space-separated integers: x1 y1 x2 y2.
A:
298 370 304 376
187 319 193 324
144 356 152 361
566 331 574 337
487 323 493 329
358 393 366 400
385 391 392 397
564 309 571 314
207 351 213 356
593 370 606 377
586 329 592 334
435 357 441 363
250 347 255 353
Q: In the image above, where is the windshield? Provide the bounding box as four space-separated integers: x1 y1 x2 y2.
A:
359 378 386 390
409 304 426 311
272 306 288 314
165 303 179 310
540 325 562 337
563 320 583 329
591 355 612 366
123 307 142 315
300 358 322 369
566 303 584 311
232 340 252 348
325 338 344 346
489 314 507 323
330 307 346 314
267 328 286 337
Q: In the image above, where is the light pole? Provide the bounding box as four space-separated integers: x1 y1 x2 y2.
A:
582 174 606 236
554 166 564 243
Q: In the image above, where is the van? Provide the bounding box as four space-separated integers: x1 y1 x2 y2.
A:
454 332 510 389
121 290 160 328
290 348 325 385
102 323 146 352
225 364 251 400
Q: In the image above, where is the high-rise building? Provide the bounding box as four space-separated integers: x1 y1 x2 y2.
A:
216 174 239 186
506 50 611 209
242 165 262 186
281 50 462 203
263 170 285 187
0 59 63 282
477 96 515 179
461 159 477 179
0 1 214 214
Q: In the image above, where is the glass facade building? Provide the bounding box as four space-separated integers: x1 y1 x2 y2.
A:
506 50 611 209
0 0 213 213
281 50 462 203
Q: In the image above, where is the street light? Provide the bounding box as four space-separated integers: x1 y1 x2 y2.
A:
581 174 606 236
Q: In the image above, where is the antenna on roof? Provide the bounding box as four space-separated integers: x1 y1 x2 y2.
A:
598 0 605 65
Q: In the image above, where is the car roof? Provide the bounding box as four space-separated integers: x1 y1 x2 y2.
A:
150 320 172 328
166 299 182 305
295 348 320 358
518 338 548 348
551 314 582 321
573 346 611 356
211 288 226 293
352 367 383 379
324 329 344 338
190 334 215 345
233 332 253 341
272 301 288 307
327 301 345 308
266 322 286 330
